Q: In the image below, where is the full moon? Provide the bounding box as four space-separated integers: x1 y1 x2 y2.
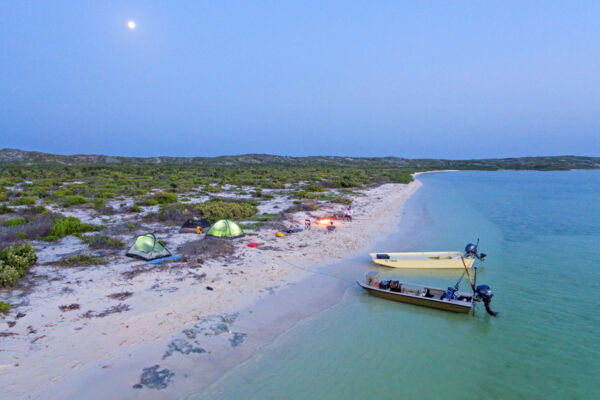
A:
127 20 136 29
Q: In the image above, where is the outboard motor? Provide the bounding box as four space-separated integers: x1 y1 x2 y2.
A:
465 241 486 261
474 285 498 316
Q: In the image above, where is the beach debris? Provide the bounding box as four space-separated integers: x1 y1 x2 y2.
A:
132 365 174 390
206 286 213 291
59 304 80 312
31 335 46 344
15 312 26 319
7 321 16 328
27 325 37 334
247 242 260 248
229 332 247 347
0 332 17 337
82 303 130 318
107 291 133 301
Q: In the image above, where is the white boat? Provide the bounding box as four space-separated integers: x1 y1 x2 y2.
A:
368 242 486 270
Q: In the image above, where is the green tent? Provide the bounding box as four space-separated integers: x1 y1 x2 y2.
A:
206 219 244 238
126 233 171 260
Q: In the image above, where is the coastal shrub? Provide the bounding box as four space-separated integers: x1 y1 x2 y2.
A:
304 184 325 192
0 243 37 286
331 197 352 205
62 195 87 207
59 254 106 266
53 189 74 198
92 197 106 210
131 204 141 213
49 216 103 239
193 200 257 224
80 234 124 249
16 232 28 240
0 205 13 214
127 224 136 230
203 185 223 193
3 217 26 227
11 197 36 206
153 192 178 205
0 301 10 312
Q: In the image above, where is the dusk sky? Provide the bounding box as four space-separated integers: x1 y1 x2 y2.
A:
1 1 599 158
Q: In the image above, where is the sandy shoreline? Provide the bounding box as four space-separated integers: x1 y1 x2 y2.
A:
0 180 421 399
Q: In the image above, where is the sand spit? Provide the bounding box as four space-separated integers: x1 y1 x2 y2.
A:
0 181 420 399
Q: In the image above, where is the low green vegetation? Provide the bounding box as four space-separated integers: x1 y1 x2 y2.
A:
0 301 11 312
59 254 106 266
62 195 87 207
3 217 25 227
194 200 258 223
0 243 37 286
11 196 36 206
0 205 13 214
46 216 103 240
79 234 124 249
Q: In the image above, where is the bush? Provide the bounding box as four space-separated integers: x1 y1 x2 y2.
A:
11 197 36 206
0 301 10 312
0 205 13 214
0 243 37 286
194 200 258 223
203 185 223 193
80 234 124 249
49 216 103 239
130 205 141 213
92 198 106 210
153 192 178 205
59 254 106 266
304 184 325 192
3 217 25 227
63 195 87 207
16 232 28 240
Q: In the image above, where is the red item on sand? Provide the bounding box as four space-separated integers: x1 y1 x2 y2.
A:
248 242 259 248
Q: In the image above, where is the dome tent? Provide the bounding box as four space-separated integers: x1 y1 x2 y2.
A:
126 233 171 261
206 219 244 238
179 217 211 233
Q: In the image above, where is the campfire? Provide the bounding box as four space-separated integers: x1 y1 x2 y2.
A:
316 218 333 225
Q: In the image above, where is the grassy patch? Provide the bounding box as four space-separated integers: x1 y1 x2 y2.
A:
59 254 107 266
79 234 124 249
11 197 36 206
0 205 13 214
0 301 10 312
3 217 25 227
47 216 104 239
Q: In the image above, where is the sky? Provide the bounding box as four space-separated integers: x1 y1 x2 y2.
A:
1 1 599 158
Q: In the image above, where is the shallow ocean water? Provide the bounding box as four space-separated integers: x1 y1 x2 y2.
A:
198 171 600 400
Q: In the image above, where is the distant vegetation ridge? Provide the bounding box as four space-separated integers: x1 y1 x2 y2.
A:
1 149 598 170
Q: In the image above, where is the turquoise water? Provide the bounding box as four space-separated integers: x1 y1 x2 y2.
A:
200 171 600 400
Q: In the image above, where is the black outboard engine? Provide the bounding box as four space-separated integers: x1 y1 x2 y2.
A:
474 285 498 316
465 241 486 261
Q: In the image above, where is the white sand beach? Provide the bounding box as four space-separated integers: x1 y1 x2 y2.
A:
0 181 420 399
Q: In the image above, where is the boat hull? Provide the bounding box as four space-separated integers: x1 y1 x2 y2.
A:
368 252 474 269
357 281 473 313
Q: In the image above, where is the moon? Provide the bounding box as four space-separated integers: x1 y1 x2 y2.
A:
127 20 136 30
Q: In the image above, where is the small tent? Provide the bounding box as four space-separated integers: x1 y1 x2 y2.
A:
126 233 171 261
179 217 211 233
206 219 244 239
